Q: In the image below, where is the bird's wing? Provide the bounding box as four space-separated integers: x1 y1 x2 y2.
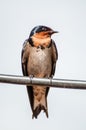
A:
51 39 58 76
21 39 30 75
21 40 33 111
46 40 58 97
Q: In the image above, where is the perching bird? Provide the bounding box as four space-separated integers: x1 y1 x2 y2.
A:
21 25 58 119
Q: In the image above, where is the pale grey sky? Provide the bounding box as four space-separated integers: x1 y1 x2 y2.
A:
0 0 86 130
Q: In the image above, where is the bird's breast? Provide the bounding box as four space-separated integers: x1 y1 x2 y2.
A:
27 47 52 77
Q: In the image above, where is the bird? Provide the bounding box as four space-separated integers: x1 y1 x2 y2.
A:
21 25 58 119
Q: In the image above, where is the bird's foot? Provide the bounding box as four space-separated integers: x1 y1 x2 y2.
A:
29 75 34 84
29 74 34 78
47 75 53 85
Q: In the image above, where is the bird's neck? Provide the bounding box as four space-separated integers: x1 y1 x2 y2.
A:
31 35 51 48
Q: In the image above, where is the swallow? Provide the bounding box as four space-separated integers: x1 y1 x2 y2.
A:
21 25 58 119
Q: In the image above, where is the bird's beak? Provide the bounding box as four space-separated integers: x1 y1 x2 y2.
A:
49 30 59 35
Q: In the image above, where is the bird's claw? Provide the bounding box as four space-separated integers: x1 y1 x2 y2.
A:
29 75 34 84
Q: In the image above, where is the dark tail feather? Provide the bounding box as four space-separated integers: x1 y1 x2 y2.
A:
32 102 49 119
26 86 33 111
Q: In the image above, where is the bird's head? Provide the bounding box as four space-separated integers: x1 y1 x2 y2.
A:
29 25 58 39
29 25 58 48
